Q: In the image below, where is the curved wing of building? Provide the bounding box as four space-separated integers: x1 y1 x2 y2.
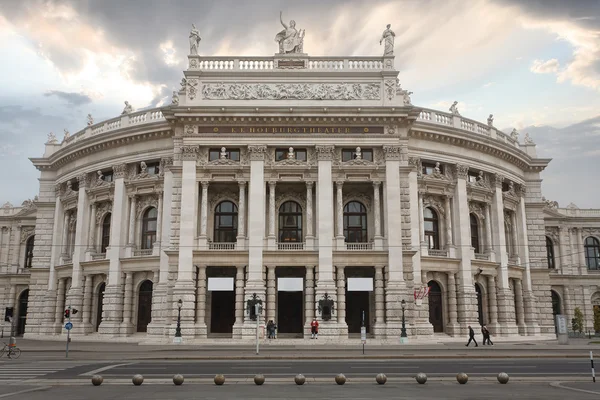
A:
0 26 598 341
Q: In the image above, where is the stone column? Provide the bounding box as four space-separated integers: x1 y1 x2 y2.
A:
158 157 173 286
336 266 346 324
122 273 133 324
82 275 93 329
266 266 276 324
418 192 426 246
444 195 453 247
233 266 245 336
88 202 97 252
268 181 276 250
510 212 518 257
487 275 499 331
237 181 246 247
558 227 569 273
447 272 459 334
11 225 21 270
247 145 267 287
305 181 314 249
335 181 344 240
304 266 315 332
195 265 207 336
373 181 382 238
373 265 385 334
484 203 493 254
576 229 587 274
199 181 209 239
54 278 66 325
127 195 137 247
563 287 572 323
514 279 526 333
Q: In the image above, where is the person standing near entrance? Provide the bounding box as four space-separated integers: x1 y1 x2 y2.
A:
465 325 478 347
310 318 319 339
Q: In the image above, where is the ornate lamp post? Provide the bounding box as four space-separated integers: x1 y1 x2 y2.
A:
175 299 183 338
400 299 408 343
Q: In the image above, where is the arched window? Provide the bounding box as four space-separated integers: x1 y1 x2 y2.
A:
214 201 238 242
470 214 480 253
546 236 555 269
424 207 440 250
343 201 367 243
141 207 158 250
278 201 302 242
585 237 600 270
101 213 111 253
24 235 35 268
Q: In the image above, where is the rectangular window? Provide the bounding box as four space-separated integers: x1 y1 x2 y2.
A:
275 148 307 161
70 180 79 192
342 148 373 162
422 162 442 176
467 172 478 183
141 162 160 175
102 172 114 182
209 148 240 161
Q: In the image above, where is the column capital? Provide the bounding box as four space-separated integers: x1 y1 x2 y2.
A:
268 180 277 187
372 180 382 188
455 164 469 179
382 144 402 160
305 180 314 189
315 145 335 160
248 145 267 161
180 145 199 161
335 180 344 188
159 157 174 175
112 163 127 179
128 194 137 200
200 180 210 188
77 173 91 189
237 180 247 188
493 173 505 188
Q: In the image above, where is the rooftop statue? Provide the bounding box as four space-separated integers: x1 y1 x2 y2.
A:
87 114 94 126
510 128 519 141
380 24 395 56
63 129 70 141
449 101 460 115
275 11 305 54
121 101 133 115
171 90 179 106
524 132 534 144
487 114 494 127
46 132 57 144
189 24 201 56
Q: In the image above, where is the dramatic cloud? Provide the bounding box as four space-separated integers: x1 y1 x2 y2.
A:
530 59 560 74
43 90 92 106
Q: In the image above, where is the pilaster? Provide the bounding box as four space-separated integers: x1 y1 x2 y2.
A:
247 145 267 285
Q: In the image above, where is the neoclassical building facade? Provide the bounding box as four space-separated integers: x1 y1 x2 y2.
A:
1 32 599 341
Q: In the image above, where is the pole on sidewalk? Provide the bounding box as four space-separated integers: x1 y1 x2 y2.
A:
591 351 596 383
66 305 71 359
255 303 261 355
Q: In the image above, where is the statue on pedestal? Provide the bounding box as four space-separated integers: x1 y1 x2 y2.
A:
189 24 201 55
275 11 305 54
380 24 396 56
171 91 179 106
287 147 295 159
487 114 494 127
87 114 94 126
46 132 57 144
510 128 519 141
121 101 133 115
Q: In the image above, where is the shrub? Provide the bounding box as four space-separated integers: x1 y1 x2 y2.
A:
572 307 584 333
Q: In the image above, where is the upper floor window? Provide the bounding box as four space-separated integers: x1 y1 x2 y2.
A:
546 236 555 269
70 180 79 192
101 213 112 253
343 201 367 243
278 201 302 242
470 214 480 253
141 207 157 250
467 171 479 183
342 148 373 162
502 181 510 192
24 235 35 268
585 237 600 270
209 148 240 161
276 148 307 161
424 207 440 250
214 201 238 242
101 171 114 182
140 162 160 175
422 162 443 176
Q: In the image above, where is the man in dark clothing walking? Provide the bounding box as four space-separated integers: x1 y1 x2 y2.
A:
465 325 478 347
482 325 494 345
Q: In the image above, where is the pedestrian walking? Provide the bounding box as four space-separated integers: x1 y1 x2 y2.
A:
465 325 478 347
482 325 494 345
310 318 319 339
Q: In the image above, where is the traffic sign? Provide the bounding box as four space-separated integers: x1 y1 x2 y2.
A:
64 322 73 331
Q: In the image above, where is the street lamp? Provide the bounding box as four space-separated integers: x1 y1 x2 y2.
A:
175 299 183 338
400 299 408 343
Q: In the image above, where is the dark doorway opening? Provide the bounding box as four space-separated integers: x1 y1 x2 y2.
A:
16 289 29 336
551 290 561 334
210 291 235 334
136 280 153 333
346 291 370 334
428 281 443 333
277 291 303 336
96 283 105 332
475 283 484 326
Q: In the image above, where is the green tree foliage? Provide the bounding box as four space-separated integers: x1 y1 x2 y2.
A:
571 307 584 333
593 307 600 333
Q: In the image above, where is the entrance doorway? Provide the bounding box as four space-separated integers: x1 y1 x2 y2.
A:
428 281 443 333
475 283 484 326
277 291 303 336
136 280 153 333
346 291 370 334
210 291 235 334
16 289 29 336
96 283 105 332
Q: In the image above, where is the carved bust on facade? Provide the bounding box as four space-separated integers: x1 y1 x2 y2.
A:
140 161 147 174
220 147 228 159
355 147 362 160
287 147 295 160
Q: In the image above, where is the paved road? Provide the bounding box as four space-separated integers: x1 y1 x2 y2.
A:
0 381 598 400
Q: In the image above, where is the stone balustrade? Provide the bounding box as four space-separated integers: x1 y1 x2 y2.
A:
208 242 237 250
346 242 373 251
277 242 305 250
188 56 387 71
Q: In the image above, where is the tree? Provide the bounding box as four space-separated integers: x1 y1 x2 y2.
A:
594 306 600 333
571 307 584 333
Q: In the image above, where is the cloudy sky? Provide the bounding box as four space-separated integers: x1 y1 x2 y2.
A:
0 0 598 208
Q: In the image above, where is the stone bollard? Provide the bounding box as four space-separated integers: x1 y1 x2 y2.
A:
456 372 469 384
173 374 184 386
254 374 265 385
214 374 225 385
376 373 387 385
415 372 427 384
91 375 103 386
497 372 509 384
295 374 306 385
132 374 144 386
335 373 346 385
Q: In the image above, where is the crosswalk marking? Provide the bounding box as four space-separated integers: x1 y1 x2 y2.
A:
0 361 87 381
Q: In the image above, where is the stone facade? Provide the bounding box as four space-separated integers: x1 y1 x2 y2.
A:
1 43 599 343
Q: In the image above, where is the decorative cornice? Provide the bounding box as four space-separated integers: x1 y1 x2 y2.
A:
112 163 127 179
180 145 199 161
315 145 335 161
456 164 469 179
248 145 267 161
382 145 402 161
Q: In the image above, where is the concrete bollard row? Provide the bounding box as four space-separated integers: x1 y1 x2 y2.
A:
254 374 265 385
132 374 144 386
415 372 427 384
214 374 226 385
456 372 468 384
173 374 184 385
